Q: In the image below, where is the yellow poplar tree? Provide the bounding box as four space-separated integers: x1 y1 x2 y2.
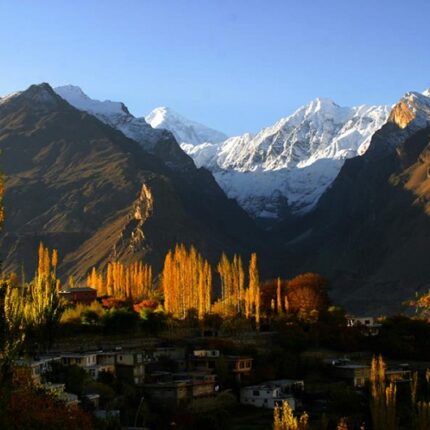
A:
370 355 397 430
273 400 308 430
248 252 260 325
162 244 212 319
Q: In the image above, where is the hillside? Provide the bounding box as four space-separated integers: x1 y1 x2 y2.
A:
0 83 263 282
277 92 430 314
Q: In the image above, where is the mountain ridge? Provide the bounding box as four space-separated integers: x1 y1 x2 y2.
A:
275 89 430 314
51 84 391 220
0 83 264 282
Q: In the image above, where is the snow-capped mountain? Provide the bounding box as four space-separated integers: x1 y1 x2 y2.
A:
388 91 430 132
55 85 170 151
181 99 391 219
145 106 227 145
54 84 430 221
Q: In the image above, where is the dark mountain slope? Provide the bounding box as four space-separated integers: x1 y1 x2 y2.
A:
275 101 430 314
0 84 264 281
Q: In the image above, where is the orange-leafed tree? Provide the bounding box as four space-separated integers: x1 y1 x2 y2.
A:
216 253 245 316
29 243 63 348
87 261 153 301
286 273 329 314
247 252 260 325
5 372 94 430
162 244 212 319
260 277 288 314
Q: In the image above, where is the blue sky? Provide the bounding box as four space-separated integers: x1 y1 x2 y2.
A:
1 0 430 135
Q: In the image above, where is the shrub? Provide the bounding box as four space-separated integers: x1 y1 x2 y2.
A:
139 308 167 334
61 301 105 324
133 299 159 313
101 297 129 309
102 308 139 332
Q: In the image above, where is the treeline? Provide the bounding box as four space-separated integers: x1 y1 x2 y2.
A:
85 243 329 322
87 261 152 301
161 245 261 321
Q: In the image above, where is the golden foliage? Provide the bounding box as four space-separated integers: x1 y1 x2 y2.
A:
286 273 329 313
162 244 212 319
1 243 63 374
217 253 245 316
61 301 105 323
273 400 308 430
87 261 152 301
248 253 260 325
370 355 397 430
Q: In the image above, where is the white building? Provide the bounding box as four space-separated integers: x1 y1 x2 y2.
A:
61 352 99 378
15 356 61 384
240 379 304 410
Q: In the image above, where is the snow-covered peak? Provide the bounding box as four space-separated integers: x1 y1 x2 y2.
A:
181 98 391 219
145 106 227 146
55 85 129 117
145 106 173 128
386 91 430 135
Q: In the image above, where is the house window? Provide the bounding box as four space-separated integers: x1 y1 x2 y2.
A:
253 390 260 396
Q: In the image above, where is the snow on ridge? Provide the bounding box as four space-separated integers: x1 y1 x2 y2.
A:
146 106 228 146
17 83 429 221
54 85 172 152
181 98 391 219
55 85 129 117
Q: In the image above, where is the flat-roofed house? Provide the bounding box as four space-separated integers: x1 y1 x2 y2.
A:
240 379 303 409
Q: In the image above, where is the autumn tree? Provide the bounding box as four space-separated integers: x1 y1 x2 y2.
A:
0 275 26 387
260 278 288 315
286 273 329 315
273 400 308 430
409 369 430 429
87 260 153 301
247 253 260 326
370 355 397 430
27 243 63 348
162 244 212 319
4 372 94 429
216 253 245 316
0 244 65 422
409 290 430 319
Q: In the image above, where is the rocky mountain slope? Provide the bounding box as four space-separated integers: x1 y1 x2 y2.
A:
277 90 430 314
56 86 390 221
54 85 194 171
182 99 390 219
0 83 263 281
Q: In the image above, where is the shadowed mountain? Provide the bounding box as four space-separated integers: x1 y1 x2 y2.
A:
0 83 264 281
275 92 430 314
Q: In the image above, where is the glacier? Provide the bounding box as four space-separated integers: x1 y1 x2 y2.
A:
55 84 426 220
181 99 390 218
145 106 227 146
